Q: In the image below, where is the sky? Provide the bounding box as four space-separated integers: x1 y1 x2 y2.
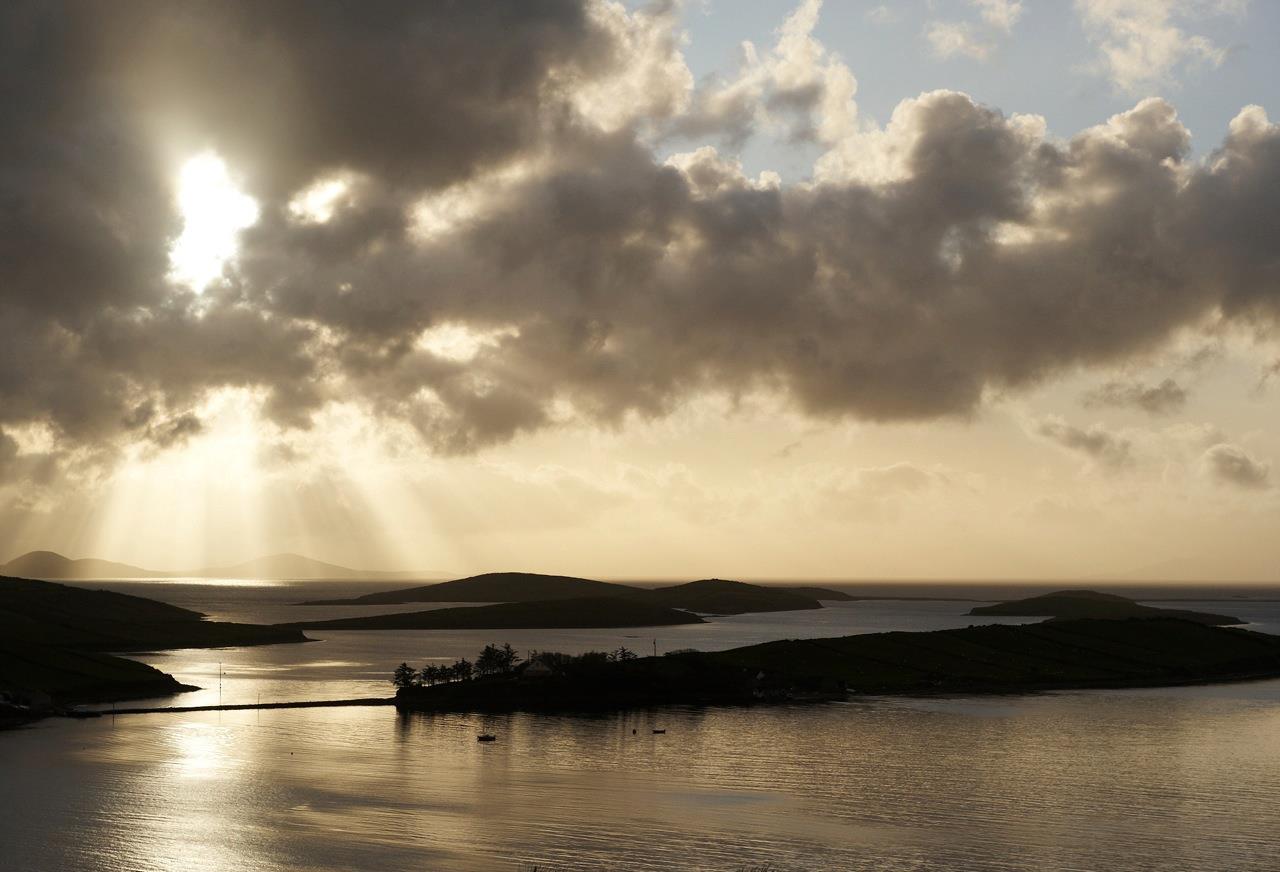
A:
2 0 1279 581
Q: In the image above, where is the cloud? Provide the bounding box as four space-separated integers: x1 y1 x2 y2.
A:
2 1 1280 487
1200 442 1271 489
1076 0 1246 93
926 0 1024 61
672 0 858 146
1036 418 1134 470
1082 377 1188 414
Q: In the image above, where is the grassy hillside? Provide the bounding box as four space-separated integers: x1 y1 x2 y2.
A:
281 596 705 631
968 590 1242 626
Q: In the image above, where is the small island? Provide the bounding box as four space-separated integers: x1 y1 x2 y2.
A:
394 617 1280 714
277 596 704 631
967 589 1243 625
300 571 828 615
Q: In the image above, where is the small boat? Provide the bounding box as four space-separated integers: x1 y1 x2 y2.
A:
652 729 666 734
477 734 496 743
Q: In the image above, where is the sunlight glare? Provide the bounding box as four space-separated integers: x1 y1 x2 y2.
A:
169 152 259 292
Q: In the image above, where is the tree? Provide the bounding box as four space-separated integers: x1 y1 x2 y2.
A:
453 658 474 682
392 662 418 689
499 643 521 673
477 644 502 676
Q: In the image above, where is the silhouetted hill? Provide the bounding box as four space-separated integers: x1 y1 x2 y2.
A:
647 579 822 614
0 575 308 705
302 572 826 615
303 571 632 605
280 596 704 631
1 550 161 579
0 641 191 705
0 575 309 651
777 586 853 602
968 590 1242 625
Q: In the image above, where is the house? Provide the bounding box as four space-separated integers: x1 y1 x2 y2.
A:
523 660 556 679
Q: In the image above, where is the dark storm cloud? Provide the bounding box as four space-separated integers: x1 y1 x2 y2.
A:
2 1 1280 479
1083 378 1188 415
1202 443 1271 490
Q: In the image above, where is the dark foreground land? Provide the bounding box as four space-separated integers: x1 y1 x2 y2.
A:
396 618 1280 713
0 575 308 717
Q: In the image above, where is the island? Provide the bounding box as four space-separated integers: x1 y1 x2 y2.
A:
300 571 827 615
967 589 1243 625
277 596 704 631
0 575 309 718
394 617 1280 713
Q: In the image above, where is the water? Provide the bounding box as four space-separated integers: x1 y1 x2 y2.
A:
5 581 1280 870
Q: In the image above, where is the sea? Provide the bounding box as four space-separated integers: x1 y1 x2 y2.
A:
3 579 1280 871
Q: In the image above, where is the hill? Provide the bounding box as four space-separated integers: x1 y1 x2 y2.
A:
300 572 826 615
786 586 854 602
302 571 633 605
968 590 1242 625
0 575 308 706
279 596 705 631
647 579 822 614
1 550 161 580
397 618 1280 713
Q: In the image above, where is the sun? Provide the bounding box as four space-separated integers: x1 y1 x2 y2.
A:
168 152 259 292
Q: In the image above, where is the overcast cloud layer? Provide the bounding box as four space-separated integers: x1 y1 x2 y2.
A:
2 0 1279 487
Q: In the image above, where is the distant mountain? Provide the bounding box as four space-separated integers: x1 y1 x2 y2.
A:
968 589 1242 626
1 551 162 580
194 552 447 580
1 550 450 580
302 572 825 616
301 571 635 605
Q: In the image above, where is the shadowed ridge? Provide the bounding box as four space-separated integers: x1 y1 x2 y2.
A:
299 571 638 605
279 596 704 630
968 589 1242 625
646 578 823 614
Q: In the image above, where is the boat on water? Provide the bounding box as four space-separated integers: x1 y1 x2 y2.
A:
477 734 496 742
652 729 666 734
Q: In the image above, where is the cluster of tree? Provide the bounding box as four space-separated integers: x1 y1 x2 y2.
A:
476 643 521 676
391 642 523 689
392 658 474 689
391 644 644 689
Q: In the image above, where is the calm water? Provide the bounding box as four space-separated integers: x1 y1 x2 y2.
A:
5 580 1280 870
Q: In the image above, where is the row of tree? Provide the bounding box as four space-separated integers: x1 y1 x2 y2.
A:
392 643 523 689
392 643 647 689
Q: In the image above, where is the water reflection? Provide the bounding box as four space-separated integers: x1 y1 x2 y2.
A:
7 685 1279 871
